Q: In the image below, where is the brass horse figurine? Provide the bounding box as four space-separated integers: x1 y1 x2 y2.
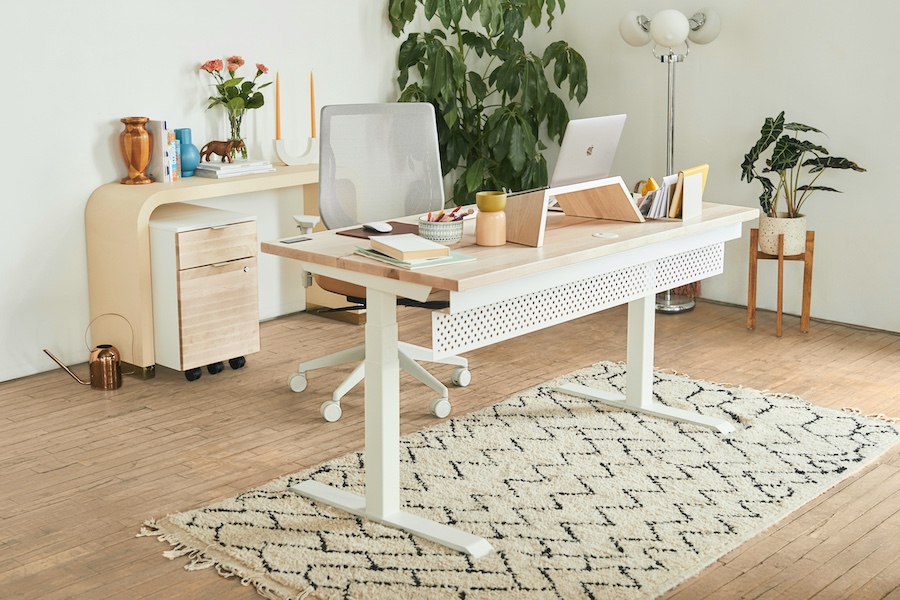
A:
199 139 245 163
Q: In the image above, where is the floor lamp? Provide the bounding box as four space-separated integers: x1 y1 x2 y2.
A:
619 8 722 313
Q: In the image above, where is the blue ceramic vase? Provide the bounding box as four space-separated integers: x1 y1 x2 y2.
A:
175 128 200 177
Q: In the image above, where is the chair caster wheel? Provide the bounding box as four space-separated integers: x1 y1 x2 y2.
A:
288 373 308 393
321 401 342 423
207 362 225 375
430 397 452 419
229 356 246 370
185 368 202 382
451 368 471 387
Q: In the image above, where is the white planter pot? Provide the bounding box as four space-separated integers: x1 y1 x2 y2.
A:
758 213 807 255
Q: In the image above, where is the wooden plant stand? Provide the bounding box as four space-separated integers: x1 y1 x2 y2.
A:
747 228 815 337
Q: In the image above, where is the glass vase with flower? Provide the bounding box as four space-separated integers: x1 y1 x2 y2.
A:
200 55 271 160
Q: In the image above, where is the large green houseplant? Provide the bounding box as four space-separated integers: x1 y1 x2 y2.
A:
740 111 865 255
388 0 589 205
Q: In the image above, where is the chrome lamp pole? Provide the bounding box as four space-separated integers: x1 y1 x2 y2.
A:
656 47 694 313
619 9 722 314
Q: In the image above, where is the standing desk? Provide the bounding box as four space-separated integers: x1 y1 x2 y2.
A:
261 202 758 558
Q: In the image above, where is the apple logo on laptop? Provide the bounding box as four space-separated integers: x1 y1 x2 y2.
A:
586 145 594 156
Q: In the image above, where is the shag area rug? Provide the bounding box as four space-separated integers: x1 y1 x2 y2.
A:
141 361 900 600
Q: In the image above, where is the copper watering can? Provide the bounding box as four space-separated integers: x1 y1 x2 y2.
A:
43 345 123 390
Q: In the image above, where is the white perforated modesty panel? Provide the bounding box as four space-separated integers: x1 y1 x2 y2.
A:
431 243 724 358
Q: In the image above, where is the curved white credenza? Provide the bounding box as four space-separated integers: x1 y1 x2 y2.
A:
85 164 319 377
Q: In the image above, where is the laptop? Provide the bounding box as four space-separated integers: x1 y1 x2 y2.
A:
549 114 627 188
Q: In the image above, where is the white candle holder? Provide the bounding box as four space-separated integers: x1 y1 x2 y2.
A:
275 137 318 166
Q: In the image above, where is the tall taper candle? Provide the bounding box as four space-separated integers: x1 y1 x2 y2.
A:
275 72 281 140
310 70 316 138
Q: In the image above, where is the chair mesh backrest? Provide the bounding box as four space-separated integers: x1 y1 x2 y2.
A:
318 103 445 229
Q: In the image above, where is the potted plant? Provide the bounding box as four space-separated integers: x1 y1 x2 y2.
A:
388 0 589 205
740 111 865 255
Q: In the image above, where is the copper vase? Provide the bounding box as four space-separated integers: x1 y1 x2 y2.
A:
119 116 154 184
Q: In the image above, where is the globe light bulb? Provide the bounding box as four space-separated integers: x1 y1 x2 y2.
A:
649 9 690 48
688 9 722 45
619 11 651 47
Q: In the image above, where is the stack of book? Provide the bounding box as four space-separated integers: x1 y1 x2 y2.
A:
147 119 179 182
636 164 708 220
194 159 276 179
354 233 474 270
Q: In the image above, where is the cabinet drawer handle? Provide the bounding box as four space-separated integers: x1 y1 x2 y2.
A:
210 261 250 272
210 225 230 230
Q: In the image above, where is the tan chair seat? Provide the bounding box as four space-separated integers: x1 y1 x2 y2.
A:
314 274 449 304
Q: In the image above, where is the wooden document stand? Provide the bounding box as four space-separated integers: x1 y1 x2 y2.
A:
747 228 815 337
552 176 644 223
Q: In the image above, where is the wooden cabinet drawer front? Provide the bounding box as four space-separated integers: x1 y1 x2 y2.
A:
177 257 260 370
177 221 257 271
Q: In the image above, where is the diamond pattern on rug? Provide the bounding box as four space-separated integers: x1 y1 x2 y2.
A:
142 362 900 600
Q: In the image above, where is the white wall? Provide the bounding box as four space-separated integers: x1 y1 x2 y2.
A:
1 1 896 383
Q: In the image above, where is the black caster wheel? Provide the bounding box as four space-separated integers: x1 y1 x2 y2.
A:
229 356 246 370
185 368 202 382
207 362 225 375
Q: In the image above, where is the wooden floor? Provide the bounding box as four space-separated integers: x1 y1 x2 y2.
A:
2 301 899 599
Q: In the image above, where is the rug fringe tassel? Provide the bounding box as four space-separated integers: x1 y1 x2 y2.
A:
138 520 313 600
842 407 900 423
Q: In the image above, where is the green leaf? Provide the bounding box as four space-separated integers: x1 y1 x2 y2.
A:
542 92 567 143
766 135 803 173
740 152 756 183
388 0 420 36
468 71 488 101
551 48 569 88
803 156 866 173
785 122 823 135
508 121 527 171
466 157 486 191
758 177 775 215
424 0 437 20
245 94 264 109
797 185 842 193
398 83 426 102
568 50 588 103
503 6 526 40
745 112 784 173
479 0 503 34
435 0 463 28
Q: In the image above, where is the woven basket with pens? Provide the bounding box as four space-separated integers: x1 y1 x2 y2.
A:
418 216 464 244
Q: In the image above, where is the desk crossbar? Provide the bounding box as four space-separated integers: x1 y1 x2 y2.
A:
432 242 724 358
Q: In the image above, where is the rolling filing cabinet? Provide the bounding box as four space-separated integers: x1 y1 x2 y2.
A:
149 203 260 381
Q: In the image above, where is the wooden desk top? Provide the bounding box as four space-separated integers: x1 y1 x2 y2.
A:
261 203 758 293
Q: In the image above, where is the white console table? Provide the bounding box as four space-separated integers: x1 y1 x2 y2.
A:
85 164 318 377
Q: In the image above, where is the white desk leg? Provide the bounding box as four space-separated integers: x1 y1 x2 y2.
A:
626 292 655 410
554 293 736 434
291 287 493 558
364 288 401 519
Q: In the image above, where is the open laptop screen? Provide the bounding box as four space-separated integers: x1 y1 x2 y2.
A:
549 114 627 188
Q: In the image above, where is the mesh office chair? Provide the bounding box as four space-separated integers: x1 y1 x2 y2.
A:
288 103 471 422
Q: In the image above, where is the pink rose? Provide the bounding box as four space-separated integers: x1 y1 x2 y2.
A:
227 63 239 73
256 63 268 74
227 55 245 67
201 59 223 72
